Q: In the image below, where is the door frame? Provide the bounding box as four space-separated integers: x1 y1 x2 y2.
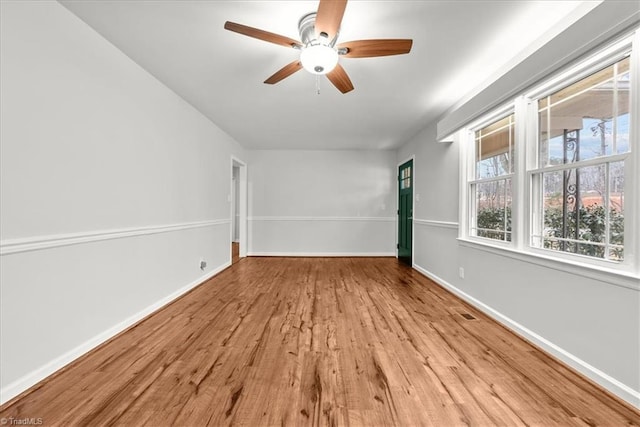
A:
230 156 248 259
397 155 415 266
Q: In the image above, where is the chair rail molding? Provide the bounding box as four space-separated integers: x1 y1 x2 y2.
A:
413 218 459 229
0 219 231 256
248 216 395 222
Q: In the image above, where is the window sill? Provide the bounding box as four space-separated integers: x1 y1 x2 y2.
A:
457 237 640 291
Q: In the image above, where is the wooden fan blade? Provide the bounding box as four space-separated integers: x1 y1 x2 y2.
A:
337 39 413 58
326 64 354 94
264 61 303 84
315 0 347 40
224 21 301 49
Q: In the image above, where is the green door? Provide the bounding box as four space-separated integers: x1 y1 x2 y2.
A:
398 160 413 265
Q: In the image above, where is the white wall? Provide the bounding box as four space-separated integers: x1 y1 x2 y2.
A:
248 150 396 255
399 122 640 406
0 1 246 403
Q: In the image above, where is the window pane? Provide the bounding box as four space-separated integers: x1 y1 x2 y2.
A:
475 114 515 179
609 161 624 261
475 179 511 241
538 57 630 167
540 163 624 260
477 155 509 179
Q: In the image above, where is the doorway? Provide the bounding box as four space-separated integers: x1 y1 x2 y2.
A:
232 165 240 263
231 157 247 264
398 159 413 266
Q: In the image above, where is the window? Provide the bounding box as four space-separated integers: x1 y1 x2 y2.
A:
469 114 515 242
459 32 637 276
531 56 630 261
400 164 412 189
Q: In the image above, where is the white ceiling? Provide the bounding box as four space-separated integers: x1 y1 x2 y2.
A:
60 0 594 150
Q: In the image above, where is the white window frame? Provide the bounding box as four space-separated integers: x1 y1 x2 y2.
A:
465 106 516 246
458 30 640 287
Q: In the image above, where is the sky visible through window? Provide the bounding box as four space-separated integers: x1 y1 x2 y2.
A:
546 114 630 163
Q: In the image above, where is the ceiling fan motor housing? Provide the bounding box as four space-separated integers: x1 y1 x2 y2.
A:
298 12 340 75
298 12 339 47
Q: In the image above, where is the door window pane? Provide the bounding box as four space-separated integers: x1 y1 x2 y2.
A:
400 166 411 190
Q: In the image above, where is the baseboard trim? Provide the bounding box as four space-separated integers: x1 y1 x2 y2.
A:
247 252 395 257
412 263 640 409
0 261 231 405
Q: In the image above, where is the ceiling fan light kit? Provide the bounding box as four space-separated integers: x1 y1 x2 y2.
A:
298 12 339 75
224 0 413 94
300 44 339 75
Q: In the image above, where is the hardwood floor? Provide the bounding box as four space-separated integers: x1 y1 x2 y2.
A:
1 257 638 426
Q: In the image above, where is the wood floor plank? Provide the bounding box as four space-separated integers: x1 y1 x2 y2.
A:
1 257 638 426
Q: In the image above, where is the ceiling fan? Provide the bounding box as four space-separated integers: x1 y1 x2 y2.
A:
224 0 413 94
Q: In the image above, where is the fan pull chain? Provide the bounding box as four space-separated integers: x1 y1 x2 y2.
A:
316 75 320 95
